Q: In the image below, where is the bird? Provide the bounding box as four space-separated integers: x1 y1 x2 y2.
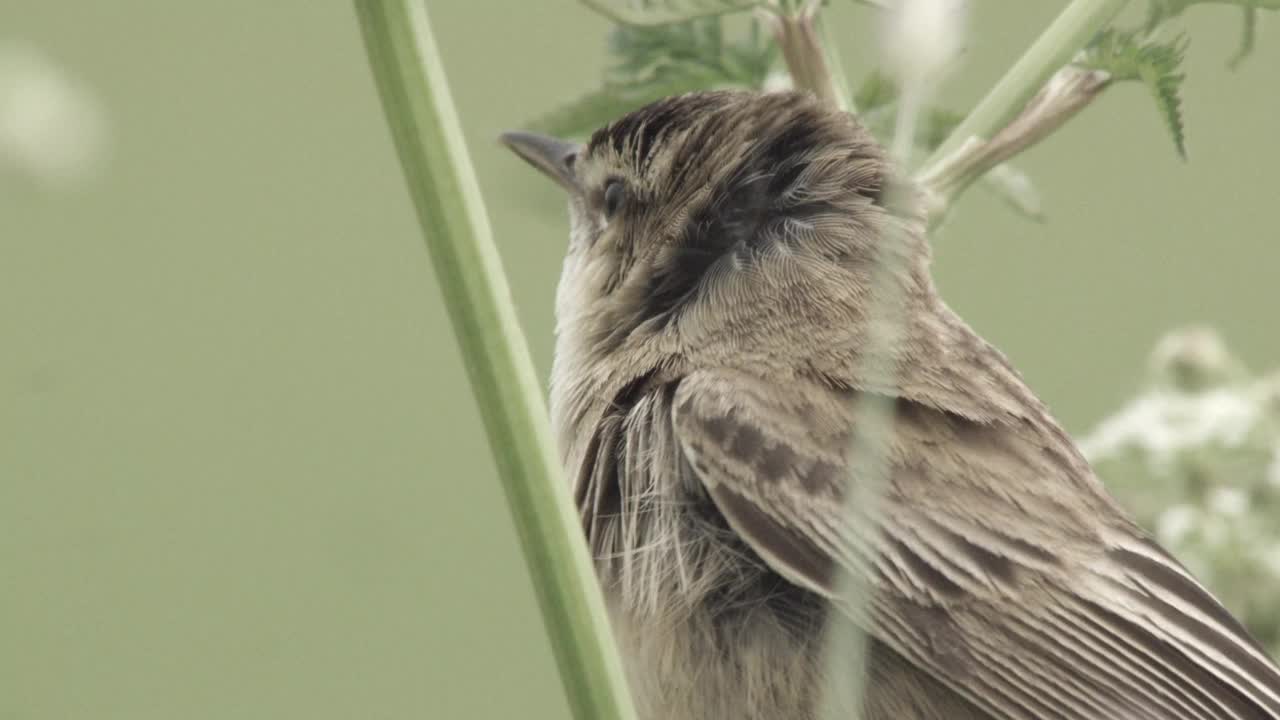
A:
500 89 1280 720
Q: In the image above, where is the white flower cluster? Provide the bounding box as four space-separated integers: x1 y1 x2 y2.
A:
1081 388 1261 471
1084 327 1280 652
881 0 968 88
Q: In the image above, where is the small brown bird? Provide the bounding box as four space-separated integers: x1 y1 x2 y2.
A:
502 90 1280 720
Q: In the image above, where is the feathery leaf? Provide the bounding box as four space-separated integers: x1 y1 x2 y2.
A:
1228 6 1258 70
528 18 777 138
579 0 764 27
1080 29 1190 159
1146 0 1280 27
1144 0 1277 67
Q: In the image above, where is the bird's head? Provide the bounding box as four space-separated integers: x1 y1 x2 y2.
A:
503 91 930 438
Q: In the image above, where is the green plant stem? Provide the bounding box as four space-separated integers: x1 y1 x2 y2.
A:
352 3 637 719
917 65 1110 226
922 0 1130 172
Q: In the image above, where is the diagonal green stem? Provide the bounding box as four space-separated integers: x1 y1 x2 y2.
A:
922 0 1130 173
352 3 637 719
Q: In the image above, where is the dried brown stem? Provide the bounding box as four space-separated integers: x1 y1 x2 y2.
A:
763 1 851 110
916 64 1112 225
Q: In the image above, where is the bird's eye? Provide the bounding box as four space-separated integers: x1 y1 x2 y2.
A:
603 179 626 220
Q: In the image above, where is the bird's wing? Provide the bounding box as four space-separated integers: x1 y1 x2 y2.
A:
672 368 1280 720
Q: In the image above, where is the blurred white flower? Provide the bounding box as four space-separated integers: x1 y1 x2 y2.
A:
1156 503 1199 547
1207 487 1249 517
0 41 108 188
1200 514 1230 548
760 69 794 94
1080 388 1260 465
1150 326 1240 390
879 0 967 163
1265 545 1280 579
1090 328 1280 655
881 0 967 87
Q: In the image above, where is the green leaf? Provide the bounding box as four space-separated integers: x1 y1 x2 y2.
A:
852 69 898 114
1144 0 1277 67
918 107 965 152
1080 29 1189 159
579 0 764 27
1228 6 1258 70
605 15 772 83
527 17 777 138
528 75 713 138
1146 0 1280 26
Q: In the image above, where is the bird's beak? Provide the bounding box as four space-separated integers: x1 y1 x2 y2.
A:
500 131 582 193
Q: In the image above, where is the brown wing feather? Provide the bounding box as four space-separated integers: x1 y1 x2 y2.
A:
672 368 1280 720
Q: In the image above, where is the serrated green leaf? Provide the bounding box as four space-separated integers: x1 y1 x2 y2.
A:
607 19 776 85
1080 29 1189 159
580 0 764 27
526 17 776 138
526 90 656 140
527 75 714 138
1148 51 1189 159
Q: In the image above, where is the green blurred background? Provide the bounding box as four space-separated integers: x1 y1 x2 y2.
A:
2 2 1278 718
